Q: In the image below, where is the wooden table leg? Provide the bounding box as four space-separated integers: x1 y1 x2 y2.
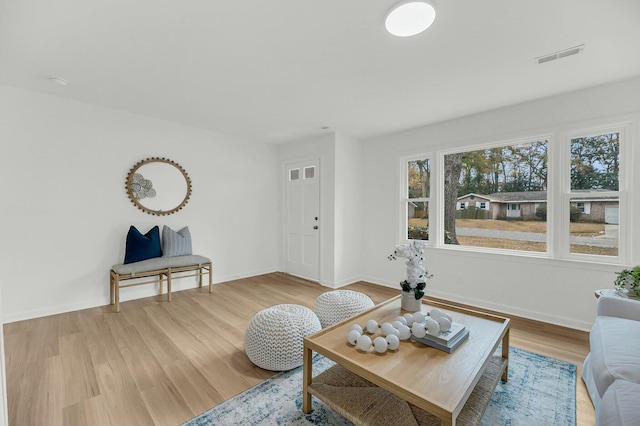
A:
302 344 313 413
501 327 510 382
167 269 172 302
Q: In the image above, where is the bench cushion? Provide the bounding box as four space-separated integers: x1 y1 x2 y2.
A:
112 255 211 275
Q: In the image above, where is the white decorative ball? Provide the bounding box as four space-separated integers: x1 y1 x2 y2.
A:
398 324 412 340
373 336 388 353
412 311 425 323
394 316 407 326
356 334 372 352
389 328 400 337
381 322 395 336
347 329 361 345
386 334 400 350
392 320 404 329
349 324 363 334
430 308 444 320
403 313 415 326
425 318 441 335
436 317 452 332
412 322 427 338
365 319 378 334
441 312 453 323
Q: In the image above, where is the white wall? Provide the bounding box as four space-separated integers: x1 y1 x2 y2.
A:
3 76 640 330
334 133 364 286
362 76 640 330
0 85 281 322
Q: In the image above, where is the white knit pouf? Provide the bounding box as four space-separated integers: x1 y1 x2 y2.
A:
314 290 375 328
244 304 321 371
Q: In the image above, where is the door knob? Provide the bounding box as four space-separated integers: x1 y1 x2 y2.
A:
313 226 318 230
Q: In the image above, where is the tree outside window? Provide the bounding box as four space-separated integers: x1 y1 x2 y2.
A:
406 159 430 241
569 132 620 256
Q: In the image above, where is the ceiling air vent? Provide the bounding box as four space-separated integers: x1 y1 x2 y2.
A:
536 44 584 64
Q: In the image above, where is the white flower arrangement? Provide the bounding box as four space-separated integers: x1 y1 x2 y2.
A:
388 240 432 299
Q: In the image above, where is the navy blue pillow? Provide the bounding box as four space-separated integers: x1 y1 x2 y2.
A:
124 226 162 264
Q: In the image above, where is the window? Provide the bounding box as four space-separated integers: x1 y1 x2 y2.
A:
405 158 431 241
304 166 315 179
568 131 621 257
402 121 631 263
443 140 548 253
574 202 591 214
289 168 300 181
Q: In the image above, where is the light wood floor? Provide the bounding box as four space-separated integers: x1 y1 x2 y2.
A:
3 272 595 425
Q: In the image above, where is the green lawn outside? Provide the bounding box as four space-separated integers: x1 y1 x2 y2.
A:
408 218 616 256
408 218 605 235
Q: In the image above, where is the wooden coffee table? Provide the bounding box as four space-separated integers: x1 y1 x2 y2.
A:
302 296 510 426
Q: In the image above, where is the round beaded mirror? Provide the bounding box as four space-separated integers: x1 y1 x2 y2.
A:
126 157 192 216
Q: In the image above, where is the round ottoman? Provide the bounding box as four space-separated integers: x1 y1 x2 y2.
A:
244 304 321 371
314 290 375 328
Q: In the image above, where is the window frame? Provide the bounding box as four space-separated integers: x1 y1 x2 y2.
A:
559 124 630 263
436 135 551 257
399 120 633 265
401 154 433 244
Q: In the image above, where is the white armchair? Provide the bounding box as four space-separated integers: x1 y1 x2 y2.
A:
596 295 640 321
583 295 640 425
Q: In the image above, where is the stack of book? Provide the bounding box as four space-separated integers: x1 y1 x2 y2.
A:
410 322 469 353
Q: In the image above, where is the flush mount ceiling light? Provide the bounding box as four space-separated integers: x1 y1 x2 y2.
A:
385 1 436 37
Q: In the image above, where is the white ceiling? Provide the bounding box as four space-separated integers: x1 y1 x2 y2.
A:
1 0 639 144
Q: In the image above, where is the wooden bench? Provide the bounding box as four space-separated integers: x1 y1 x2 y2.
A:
110 255 212 312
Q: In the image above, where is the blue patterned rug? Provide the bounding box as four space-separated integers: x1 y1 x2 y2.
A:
183 347 576 426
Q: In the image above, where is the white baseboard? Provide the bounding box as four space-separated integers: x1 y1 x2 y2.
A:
332 276 364 288
359 275 592 331
3 298 109 324
3 267 279 324
426 289 592 331
3 269 591 331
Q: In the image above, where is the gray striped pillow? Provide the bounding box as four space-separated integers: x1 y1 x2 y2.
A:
162 225 193 257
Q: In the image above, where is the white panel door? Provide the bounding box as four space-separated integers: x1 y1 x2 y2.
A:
284 159 320 281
